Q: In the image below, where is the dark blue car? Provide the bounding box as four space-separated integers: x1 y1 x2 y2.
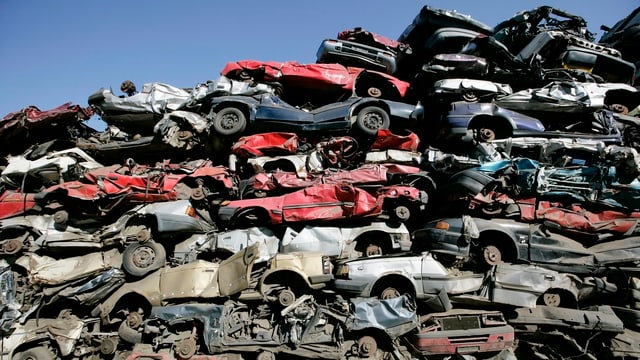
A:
205 93 419 137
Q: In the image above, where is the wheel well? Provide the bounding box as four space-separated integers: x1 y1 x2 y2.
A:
353 101 390 118
354 231 393 254
354 72 401 100
210 102 250 120
11 341 57 360
467 115 513 138
230 207 271 228
261 270 310 293
111 293 152 323
604 89 640 110
261 159 298 173
371 274 415 299
347 328 393 351
538 288 578 309
122 217 157 241
476 230 518 263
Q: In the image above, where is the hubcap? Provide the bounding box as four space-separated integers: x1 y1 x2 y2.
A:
221 114 239 129
362 112 383 130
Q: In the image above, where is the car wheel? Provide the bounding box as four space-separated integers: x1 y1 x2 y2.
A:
355 106 390 136
213 107 247 136
12 346 56 360
357 335 378 358
122 241 166 277
541 291 562 307
379 286 401 299
481 245 503 266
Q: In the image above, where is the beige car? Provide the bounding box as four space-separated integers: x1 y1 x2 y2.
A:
93 242 333 325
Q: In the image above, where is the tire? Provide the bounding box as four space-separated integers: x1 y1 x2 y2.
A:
122 241 166 277
212 107 247 136
355 106 390 136
13 346 55 360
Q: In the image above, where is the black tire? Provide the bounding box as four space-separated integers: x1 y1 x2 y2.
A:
355 106 390 136
13 346 56 360
122 241 166 277
212 107 247 136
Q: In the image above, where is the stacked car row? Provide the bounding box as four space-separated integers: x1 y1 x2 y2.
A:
3 4 640 360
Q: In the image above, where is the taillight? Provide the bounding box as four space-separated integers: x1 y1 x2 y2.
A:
434 221 450 231
185 205 197 218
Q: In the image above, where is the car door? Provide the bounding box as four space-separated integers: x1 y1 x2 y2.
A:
217 242 260 296
527 224 595 267
252 94 313 131
282 184 358 223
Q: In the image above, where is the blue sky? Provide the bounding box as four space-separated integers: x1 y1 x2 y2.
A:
1 1 638 130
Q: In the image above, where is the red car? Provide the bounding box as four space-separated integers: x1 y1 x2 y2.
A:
217 183 428 229
0 162 237 220
0 102 93 156
242 163 435 200
220 60 412 107
407 309 515 356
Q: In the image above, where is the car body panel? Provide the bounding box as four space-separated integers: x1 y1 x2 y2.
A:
408 309 515 356
218 183 384 227
208 94 417 135
95 243 260 321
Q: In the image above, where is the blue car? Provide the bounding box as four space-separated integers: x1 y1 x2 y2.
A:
204 93 419 137
433 101 546 142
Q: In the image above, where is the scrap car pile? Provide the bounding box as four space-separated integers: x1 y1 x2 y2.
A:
4 5 640 360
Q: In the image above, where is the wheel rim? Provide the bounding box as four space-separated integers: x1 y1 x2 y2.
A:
358 335 378 357
482 245 502 266
361 111 385 131
380 287 400 299
394 205 411 221
543 292 562 307
365 244 382 257
219 112 241 130
131 245 156 268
